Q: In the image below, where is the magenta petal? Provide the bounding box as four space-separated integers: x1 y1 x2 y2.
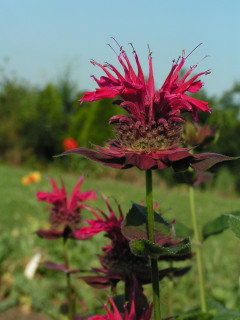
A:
81 88 119 102
36 178 66 205
109 115 132 124
187 80 203 93
191 153 240 172
182 94 210 113
68 176 84 210
73 226 99 240
78 191 97 202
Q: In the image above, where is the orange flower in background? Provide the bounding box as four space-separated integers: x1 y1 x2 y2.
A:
21 172 41 185
63 137 78 151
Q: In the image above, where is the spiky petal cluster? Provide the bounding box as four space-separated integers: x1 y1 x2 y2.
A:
36 177 97 239
81 41 210 123
87 297 153 320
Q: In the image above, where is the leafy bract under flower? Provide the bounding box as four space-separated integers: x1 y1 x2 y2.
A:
62 41 239 172
63 142 239 172
36 176 97 240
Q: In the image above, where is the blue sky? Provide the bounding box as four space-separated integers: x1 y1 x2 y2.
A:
1 0 240 96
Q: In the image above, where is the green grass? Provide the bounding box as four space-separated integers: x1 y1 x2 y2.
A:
0 164 240 317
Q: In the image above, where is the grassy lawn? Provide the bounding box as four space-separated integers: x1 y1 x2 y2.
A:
0 164 240 317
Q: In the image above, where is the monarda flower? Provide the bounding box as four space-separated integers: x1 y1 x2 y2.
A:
183 121 217 148
63 40 237 172
36 176 97 240
172 121 217 186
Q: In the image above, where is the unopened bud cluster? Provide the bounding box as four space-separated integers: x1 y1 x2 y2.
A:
115 120 183 153
102 241 149 274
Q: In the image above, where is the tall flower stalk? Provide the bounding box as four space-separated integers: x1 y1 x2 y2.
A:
146 170 161 319
36 176 97 319
61 39 239 318
63 238 75 320
189 186 206 312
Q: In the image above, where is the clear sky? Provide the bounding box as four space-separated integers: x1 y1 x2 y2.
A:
1 0 240 97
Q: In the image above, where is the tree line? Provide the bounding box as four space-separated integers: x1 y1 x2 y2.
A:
1 72 240 189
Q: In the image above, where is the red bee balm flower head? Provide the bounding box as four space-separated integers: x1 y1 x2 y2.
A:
36 177 97 240
63 40 239 172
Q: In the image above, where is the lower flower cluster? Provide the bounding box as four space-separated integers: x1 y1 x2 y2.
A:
36 177 193 319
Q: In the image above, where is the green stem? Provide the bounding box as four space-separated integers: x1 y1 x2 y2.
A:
189 186 206 312
63 239 74 320
167 262 174 316
145 170 161 320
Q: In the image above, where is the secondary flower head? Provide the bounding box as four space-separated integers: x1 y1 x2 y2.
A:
63 40 238 172
183 121 217 148
76 198 191 314
76 198 152 313
75 197 150 280
36 176 97 239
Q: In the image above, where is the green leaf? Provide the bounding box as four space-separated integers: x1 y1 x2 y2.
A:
158 266 191 279
174 221 193 238
202 215 229 240
228 214 240 238
211 311 240 320
207 301 240 320
174 311 213 319
202 211 240 240
129 238 191 259
121 202 171 241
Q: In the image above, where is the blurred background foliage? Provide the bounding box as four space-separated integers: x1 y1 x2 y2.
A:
1 65 240 190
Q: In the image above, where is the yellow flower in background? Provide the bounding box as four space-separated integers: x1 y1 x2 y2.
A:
21 171 41 185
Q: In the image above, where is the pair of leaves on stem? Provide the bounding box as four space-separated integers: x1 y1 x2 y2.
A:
121 203 191 259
